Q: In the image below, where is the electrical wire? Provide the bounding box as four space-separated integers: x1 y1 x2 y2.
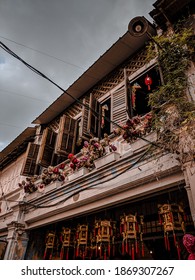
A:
0 40 160 148
0 40 121 129
5 146 152 206
0 87 51 103
18 144 153 209
0 122 24 129
0 40 162 210
0 34 85 70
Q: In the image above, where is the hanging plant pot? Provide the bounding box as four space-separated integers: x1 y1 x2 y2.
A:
94 152 120 169
68 167 89 181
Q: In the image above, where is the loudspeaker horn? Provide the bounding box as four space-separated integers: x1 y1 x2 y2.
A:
128 16 149 37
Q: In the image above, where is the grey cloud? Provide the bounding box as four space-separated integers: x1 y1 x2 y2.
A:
0 0 154 151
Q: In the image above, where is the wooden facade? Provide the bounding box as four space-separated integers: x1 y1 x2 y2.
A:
0 0 195 260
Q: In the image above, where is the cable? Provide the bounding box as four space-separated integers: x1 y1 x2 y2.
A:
6 145 155 207
0 121 24 129
0 87 51 103
0 40 105 124
0 40 160 148
0 34 85 70
19 144 153 209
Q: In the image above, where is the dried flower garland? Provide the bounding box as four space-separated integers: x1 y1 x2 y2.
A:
113 113 153 143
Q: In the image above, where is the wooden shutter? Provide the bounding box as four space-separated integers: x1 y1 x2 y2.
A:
21 143 39 176
79 96 91 140
55 115 77 155
87 93 101 137
111 85 128 130
37 127 57 167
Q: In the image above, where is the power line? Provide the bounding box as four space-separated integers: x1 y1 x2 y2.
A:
0 39 159 149
0 41 162 209
16 145 153 209
0 34 85 70
0 39 123 130
0 122 24 129
0 87 51 103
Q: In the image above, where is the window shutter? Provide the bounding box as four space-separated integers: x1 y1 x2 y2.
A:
56 115 77 155
88 93 101 137
21 143 39 176
37 127 57 167
111 85 128 131
79 96 91 140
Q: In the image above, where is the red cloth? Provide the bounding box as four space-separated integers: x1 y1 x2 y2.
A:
183 234 195 260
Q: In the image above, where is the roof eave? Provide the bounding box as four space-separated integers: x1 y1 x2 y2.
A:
32 18 156 125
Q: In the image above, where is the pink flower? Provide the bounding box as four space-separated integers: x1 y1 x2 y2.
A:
68 153 74 160
123 124 129 130
133 116 141 124
84 141 89 147
59 163 65 169
53 167 59 174
82 156 88 161
126 119 134 127
70 163 76 170
72 157 78 164
93 142 99 148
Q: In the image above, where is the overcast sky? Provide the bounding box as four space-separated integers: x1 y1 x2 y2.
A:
0 0 155 151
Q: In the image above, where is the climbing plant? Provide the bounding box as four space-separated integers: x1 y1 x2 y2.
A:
146 23 195 163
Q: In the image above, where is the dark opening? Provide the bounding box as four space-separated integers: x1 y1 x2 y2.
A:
131 67 161 116
100 98 111 139
0 240 7 260
75 118 83 154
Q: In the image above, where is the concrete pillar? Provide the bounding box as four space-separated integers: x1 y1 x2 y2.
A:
4 222 29 260
185 184 195 227
183 162 195 227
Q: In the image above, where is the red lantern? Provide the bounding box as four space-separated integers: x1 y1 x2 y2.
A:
144 75 152 91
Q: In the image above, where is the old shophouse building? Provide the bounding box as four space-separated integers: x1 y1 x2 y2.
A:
0 0 195 260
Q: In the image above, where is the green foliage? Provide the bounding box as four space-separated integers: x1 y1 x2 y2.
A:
146 23 195 162
147 25 195 117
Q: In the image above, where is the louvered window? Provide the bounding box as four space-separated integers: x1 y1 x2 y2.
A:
111 85 128 131
79 96 91 140
55 115 77 155
37 128 56 167
21 143 39 176
88 93 101 137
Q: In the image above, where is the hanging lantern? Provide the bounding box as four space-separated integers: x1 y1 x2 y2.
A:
158 203 185 259
75 224 89 259
43 231 56 260
120 214 144 259
60 227 75 260
144 75 152 91
93 219 116 259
